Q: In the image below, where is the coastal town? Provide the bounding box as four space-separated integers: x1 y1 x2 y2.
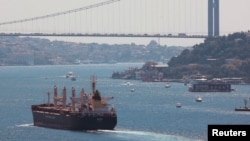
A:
0 36 186 66
112 31 250 84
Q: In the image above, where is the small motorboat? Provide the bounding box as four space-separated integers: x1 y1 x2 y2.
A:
66 71 77 81
165 84 171 88
66 71 74 78
176 102 182 108
130 88 135 92
125 81 133 86
195 95 202 102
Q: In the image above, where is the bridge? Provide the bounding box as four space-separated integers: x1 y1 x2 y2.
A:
0 0 221 39
0 32 207 39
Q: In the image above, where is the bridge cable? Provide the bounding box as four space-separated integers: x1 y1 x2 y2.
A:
0 0 121 26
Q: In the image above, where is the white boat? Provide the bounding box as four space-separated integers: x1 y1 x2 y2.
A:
66 71 74 78
176 102 182 108
130 88 135 92
165 84 171 88
195 95 202 102
66 71 77 81
124 81 133 86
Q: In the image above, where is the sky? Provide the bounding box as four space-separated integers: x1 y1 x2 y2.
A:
0 0 249 46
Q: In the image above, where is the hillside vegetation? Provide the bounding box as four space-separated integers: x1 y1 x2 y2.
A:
165 32 250 82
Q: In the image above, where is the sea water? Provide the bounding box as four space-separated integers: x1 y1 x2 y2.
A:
0 63 250 141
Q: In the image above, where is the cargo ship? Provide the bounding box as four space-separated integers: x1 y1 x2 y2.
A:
188 74 234 92
31 76 117 130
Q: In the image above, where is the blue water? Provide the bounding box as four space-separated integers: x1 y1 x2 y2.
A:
0 63 250 141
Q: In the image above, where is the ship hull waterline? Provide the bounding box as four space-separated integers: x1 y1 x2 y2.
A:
32 111 117 131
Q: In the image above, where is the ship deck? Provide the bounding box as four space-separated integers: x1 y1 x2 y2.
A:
31 104 116 117
31 104 77 115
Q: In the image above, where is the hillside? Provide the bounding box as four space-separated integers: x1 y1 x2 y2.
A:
112 31 250 83
165 31 250 82
0 36 187 65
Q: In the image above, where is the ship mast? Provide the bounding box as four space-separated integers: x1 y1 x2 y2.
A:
47 92 50 106
54 85 58 106
91 76 96 94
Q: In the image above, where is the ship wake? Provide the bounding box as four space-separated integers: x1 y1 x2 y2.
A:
97 129 201 141
16 123 34 127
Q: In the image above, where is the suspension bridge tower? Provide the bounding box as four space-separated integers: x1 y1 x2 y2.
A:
208 0 219 37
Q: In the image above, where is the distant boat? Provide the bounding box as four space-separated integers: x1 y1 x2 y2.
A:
130 88 135 92
188 74 233 92
123 81 133 86
66 71 77 81
195 95 202 102
165 84 171 88
235 107 250 111
66 71 74 78
235 98 250 111
176 102 182 108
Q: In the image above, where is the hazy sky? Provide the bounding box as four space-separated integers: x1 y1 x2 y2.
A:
0 0 249 46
